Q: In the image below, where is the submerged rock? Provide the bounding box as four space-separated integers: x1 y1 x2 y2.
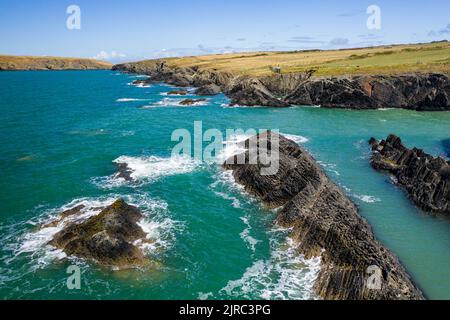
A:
224 132 424 300
179 98 206 106
115 162 134 182
167 90 188 96
131 78 153 86
369 134 450 215
48 199 150 269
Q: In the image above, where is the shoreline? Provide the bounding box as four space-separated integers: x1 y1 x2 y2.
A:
113 60 450 111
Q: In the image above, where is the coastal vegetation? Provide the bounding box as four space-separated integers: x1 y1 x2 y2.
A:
128 41 450 77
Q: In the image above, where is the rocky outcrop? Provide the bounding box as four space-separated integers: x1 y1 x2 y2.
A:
223 132 424 300
114 60 450 110
167 90 188 96
285 74 450 110
179 98 206 106
369 135 450 215
195 84 221 96
47 199 151 269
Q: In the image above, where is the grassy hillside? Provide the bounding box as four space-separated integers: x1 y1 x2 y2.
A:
0 56 112 71
132 41 450 77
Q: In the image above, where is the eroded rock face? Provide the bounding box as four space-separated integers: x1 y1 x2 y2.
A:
114 61 450 110
224 132 424 300
48 199 149 268
370 134 450 215
195 84 221 96
286 74 450 110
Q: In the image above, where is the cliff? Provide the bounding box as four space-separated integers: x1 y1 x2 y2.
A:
113 60 450 111
370 134 450 215
223 131 424 300
0 55 112 71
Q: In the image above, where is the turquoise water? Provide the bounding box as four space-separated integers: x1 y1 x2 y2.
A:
0 70 449 300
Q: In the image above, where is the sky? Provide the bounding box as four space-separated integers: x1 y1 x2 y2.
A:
0 0 449 62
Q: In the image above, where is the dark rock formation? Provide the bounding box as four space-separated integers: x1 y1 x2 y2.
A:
116 162 134 182
369 135 450 215
179 98 206 106
224 132 424 300
286 74 450 110
227 78 290 107
131 78 154 86
167 90 188 96
48 199 150 268
114 61 450 110
195 84 221 96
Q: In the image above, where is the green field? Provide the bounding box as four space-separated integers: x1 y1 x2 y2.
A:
133 41 450 77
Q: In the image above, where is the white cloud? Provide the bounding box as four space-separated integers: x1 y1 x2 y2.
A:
92 51 127 61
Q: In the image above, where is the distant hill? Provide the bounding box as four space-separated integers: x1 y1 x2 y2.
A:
0 56 112 71
120 41 450 77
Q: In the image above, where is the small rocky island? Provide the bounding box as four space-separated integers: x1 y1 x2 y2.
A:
45 199 151 269
223 132 424 300
370 135 450 215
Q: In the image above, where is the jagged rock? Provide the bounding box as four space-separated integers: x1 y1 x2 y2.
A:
132 78 154 86
227 78 290 107
369 134 450 214
179 98 206 106
115 60 450 110
167 90 188 96
48 199 150 268
224 132 424 300
116 162 134 182
285 74 450 110
195 84 221 96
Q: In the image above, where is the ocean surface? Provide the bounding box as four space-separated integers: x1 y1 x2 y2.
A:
0 70 449 300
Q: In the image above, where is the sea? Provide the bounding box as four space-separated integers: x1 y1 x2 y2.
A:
0 70 449 299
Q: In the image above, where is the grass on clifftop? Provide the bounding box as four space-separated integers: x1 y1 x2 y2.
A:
135 41 450 77
0 56 112 71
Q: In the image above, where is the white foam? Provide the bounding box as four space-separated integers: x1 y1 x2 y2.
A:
213 191 242 208
282 133 309 144
144 98 208 108
354 194 381 203
112 155 201 182
116 98 146 102
127 82 152 88
217 133 253 164
220 232 321 300
317 160 340 176
239 216 260 253
197 292 214 300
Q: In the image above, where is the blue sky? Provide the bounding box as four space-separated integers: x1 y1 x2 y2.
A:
0 0 449 62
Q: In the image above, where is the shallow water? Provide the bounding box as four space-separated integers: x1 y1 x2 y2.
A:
0 71 449 299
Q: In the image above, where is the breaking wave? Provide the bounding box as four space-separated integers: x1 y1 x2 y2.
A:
220 231 321 300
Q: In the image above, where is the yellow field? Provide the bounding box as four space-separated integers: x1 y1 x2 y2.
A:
152 41 450 77
0 55 112 71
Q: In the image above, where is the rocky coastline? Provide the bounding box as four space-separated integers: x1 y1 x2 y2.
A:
370 134 450 215
223 131 424 300
113 60 450 110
